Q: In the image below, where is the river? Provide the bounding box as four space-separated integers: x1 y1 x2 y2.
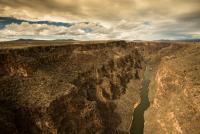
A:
130 66 151 134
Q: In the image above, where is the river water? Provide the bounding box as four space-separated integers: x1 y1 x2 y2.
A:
130 66 151 134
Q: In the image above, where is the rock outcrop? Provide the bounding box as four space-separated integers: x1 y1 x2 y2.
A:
0 41 199 134
144 44 200 134
0 41 144 134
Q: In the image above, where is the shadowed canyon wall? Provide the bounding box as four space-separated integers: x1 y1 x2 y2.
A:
0 41 199 134
0 41 145 134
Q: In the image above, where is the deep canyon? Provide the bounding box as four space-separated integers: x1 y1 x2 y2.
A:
0 40 199 134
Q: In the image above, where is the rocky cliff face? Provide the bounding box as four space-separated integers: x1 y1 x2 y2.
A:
0 41 145 134
0 41 199 134
144 44 200 134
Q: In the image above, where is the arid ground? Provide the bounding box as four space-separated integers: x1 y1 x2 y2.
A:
0 40 199 134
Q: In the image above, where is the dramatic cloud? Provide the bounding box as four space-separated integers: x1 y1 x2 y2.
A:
0 0 199 40
0 19 113 41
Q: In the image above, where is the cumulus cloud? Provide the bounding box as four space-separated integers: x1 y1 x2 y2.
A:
0 21 114 41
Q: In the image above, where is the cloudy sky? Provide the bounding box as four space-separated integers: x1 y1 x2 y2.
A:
0 0 199 41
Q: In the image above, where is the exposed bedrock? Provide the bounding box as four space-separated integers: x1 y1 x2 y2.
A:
1 41 199 134
144 45 200 134
0 41 145 134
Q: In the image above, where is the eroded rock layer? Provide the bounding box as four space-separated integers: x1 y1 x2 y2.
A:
144 44 200 134
0 41 145 134
0 41 199 134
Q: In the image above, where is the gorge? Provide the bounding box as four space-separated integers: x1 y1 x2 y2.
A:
0 40 199 134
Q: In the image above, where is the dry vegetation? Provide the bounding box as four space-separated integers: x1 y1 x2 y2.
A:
0 40 199 134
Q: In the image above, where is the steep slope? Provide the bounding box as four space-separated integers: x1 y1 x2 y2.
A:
0 41 145 134
144 44 200 134
1 41 199 134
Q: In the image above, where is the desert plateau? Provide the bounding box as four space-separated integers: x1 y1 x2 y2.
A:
0 40 199 134
0 0 200 133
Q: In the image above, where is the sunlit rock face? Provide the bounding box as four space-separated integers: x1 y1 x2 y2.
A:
0 41 200 134
144 45 200 134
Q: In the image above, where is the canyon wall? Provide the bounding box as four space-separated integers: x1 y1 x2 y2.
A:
0 41 199 134
0 41 145 134
144 44 200 134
